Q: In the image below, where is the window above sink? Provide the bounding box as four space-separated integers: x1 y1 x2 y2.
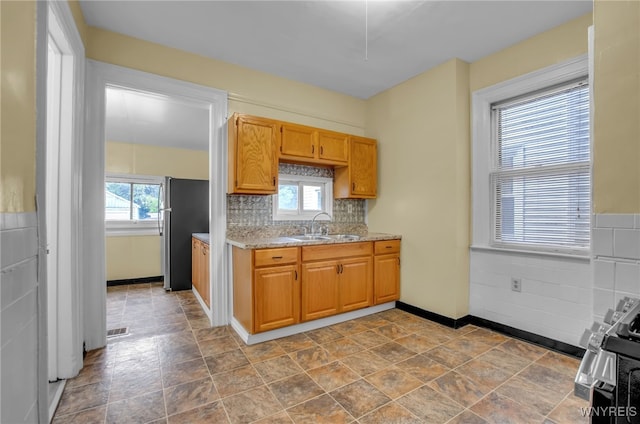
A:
272 174 333 221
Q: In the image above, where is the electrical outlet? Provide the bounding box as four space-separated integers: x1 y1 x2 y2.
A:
511 277 522 292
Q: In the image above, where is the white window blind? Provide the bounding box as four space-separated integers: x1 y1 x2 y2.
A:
491 79 590 252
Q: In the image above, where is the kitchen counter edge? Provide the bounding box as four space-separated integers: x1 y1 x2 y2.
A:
226 233 401 250
192 233 210 244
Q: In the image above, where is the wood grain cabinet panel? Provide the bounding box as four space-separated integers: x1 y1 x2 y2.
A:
254 265 300 332
335 136 377 199
280 123 316 160
339 256 372 312
301 242 373 321
191 237 210 308
301 260 340 321
232 246 301 334
317 130 348 164
280 124 348 166
228 113 278 194
374 240 400 304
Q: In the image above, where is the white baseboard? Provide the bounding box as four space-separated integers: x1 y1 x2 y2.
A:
230 302 396 345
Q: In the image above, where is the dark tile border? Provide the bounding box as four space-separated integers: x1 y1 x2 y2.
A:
106 276 164 287
396 301 585 359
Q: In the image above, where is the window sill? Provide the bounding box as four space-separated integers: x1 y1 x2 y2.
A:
106 225 162 237
470 244 591 262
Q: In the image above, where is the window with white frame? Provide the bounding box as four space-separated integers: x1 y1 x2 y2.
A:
105 174 164 235
273 174 333 221
472 56 590 255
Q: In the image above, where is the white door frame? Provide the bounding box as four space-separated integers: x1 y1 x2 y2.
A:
45 0 85 382
84 61 229 349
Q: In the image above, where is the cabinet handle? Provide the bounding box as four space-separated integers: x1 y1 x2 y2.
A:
272 256 283 260
336 265 340 274
385 245 393 249
294 270 298 280
340 264 344 274
311 145 314 154
273 177 276 186
398 257 401 266
352 182 355 191
320 146 324 155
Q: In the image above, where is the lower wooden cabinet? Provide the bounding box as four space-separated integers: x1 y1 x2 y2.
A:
232 239 399 334
374 240 401 304
191 237 210 307
301 260 340 321
233 246 300 334
301 242 373 321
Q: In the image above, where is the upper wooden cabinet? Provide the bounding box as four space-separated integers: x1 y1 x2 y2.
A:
334 136 377 199
228 113 278 194
279 123 348 166
228 113 377 198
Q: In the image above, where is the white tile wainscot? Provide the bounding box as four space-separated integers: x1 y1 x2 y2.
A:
592 214 640 322
0 212 40 423
469 248 592 347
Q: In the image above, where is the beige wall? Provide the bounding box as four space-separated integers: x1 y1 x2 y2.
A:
1 1 37 212
366 59 471 319
87 27 369 280
86 27 367 136
592 0 640 213
105 142 208 280
366 15 592 320
106 141 208 179
470 13 592 92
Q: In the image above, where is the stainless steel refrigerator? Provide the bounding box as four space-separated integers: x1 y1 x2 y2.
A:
161 177 209 291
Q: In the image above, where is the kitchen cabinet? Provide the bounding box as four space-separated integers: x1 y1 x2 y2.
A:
374 240 401 304
279 123 348 166
334 136 377 199
301 242 373 321
233 246 301 334
228 113 278 194
191 237 210 307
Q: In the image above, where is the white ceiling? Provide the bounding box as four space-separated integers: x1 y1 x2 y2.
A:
105 86 210 150
89 0 592 149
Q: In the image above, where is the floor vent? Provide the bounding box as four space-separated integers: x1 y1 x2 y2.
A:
107 327 129 338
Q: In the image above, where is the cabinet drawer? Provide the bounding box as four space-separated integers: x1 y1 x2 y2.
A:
255 247 299 267
374 240 400 255
302 242 372 262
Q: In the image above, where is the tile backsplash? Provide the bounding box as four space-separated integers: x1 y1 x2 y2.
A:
592 213 640 321
227 163 367 237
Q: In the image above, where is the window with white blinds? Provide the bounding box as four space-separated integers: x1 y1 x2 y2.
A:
490 79 590 253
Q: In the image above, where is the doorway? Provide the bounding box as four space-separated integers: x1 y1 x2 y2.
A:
84 62 228 351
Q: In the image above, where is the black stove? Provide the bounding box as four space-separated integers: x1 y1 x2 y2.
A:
576 298 640 423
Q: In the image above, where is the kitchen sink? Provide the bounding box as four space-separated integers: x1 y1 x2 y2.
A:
289 235 332 241
328 234 361 241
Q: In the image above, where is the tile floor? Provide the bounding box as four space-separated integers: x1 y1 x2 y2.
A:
52 282 589 423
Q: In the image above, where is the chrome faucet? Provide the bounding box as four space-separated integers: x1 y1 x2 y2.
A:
311 212 332 235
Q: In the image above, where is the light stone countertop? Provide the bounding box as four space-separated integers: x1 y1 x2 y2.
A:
226 232 401 249
192 233 210 244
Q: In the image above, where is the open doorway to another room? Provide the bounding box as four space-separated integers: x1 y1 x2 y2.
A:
83 62 228 352
103 85 211 338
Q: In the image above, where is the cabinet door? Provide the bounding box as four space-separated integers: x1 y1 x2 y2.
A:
201 243 210 307
339 256 372 312
350 136 377 197
374 254 400 304
254 265 300 332
192 238 200 288
317 131 348 164
280 123 316 160
334 136 377 199
230 114 278 194
301 261 340 321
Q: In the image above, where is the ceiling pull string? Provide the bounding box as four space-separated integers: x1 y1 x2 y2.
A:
365 0 368 61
